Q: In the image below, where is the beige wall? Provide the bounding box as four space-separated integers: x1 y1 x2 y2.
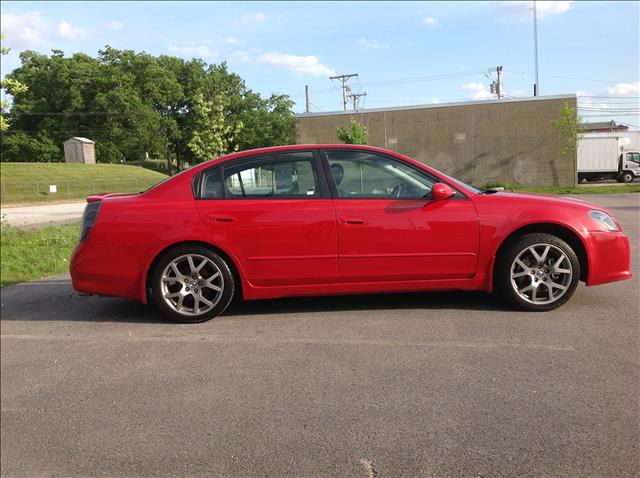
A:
295 95 577 186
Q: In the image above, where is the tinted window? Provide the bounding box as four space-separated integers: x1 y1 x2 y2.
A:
223 152 318 198
325 150 436 199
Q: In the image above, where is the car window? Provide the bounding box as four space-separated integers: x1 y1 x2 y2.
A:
222 152 318 198
200 167 224 198
325 150 436 199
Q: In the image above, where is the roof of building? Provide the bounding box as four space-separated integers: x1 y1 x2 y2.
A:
579 121 629 131
64 137 95 144
295 94 576 117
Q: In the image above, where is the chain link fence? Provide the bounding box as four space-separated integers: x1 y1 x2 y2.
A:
0 178 163 203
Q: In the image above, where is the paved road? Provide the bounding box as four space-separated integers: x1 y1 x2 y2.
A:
1 201 85 228
1 194 639 477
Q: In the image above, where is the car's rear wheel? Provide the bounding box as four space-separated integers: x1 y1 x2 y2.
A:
495 233 580 311
151 245 235 323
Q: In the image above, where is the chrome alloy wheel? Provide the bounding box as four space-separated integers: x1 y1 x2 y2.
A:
160 254 224 316
510 243 573 305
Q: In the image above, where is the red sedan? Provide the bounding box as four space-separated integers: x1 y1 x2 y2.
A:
70 145 632 322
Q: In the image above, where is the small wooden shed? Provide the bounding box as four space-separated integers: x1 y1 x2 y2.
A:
64 137 96 164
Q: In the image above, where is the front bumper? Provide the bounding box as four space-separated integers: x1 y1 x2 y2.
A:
585 231 633 286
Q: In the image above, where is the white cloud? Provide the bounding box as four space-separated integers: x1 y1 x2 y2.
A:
1 12 89 48
58 21 86 40
0 11 50 48
229 50 251 63
359 37 388 50
461 82 486 92
422 17 439 28
462 82 494 99
607 82 640 96
169 45 217 60
206 36 242 46
497 1 571 23
240 11 267 23
259 52 335 76
430 98 440 104
220 36 241 45
105 21 125 30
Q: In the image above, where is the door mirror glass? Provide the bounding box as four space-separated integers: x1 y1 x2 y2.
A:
431 183 456 200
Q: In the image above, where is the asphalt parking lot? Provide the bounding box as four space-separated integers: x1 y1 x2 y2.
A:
1 193 639 477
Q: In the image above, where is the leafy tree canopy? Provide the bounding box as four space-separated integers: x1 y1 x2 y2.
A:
1 45 295 166
337 117 368 145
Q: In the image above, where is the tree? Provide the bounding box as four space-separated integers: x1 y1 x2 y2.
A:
551 101 582 157
337 117 368 145
187 92 243 162
0 34 28 132
1 47 295 164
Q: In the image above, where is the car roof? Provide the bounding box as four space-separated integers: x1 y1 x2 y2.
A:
209 144 389 164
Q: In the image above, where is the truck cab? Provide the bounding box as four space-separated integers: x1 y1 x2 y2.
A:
618 151 640 183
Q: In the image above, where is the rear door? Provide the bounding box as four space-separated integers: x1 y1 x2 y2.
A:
321 149 479 282
195 150 337 287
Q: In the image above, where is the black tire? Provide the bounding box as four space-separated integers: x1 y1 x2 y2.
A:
494 233 580 312
621 171 634 183
151 245 235 323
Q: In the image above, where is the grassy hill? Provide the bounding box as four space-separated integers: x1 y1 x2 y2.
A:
0 163 169 205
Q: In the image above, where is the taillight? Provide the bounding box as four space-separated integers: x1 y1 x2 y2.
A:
80 201 101 241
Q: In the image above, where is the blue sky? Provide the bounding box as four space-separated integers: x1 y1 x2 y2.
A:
1 1 639 126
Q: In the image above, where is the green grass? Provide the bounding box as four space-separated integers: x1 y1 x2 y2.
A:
483 182 640 195
0 222 80 287
0 162 168 204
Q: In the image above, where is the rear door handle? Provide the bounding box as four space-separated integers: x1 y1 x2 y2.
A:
207 214 235 223
341 217 366 225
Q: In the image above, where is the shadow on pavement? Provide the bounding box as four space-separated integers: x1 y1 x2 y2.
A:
1 278 505 323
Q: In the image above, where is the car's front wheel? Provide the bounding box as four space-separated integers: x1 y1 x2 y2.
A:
151 245 235 323
495 233 580 311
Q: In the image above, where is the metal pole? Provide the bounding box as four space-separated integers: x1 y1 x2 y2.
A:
305 85 310 114
533 1 539 96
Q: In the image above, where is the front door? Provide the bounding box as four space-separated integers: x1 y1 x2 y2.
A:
195 151 337 287
322 149 479 282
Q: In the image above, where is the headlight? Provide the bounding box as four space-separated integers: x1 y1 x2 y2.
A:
588 210 619 232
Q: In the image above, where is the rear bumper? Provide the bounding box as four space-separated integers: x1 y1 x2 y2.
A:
585 231 633 286
70 241 143 301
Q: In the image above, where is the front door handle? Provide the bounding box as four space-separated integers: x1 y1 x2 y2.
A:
207 214 235 223
341 217 366 225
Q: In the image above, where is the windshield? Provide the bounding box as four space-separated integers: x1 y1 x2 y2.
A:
430 167 483 194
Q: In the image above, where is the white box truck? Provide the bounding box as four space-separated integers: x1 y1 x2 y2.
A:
577 136 640 183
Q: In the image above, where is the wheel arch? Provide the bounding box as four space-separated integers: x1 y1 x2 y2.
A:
491 222 589 287
143 240 244 303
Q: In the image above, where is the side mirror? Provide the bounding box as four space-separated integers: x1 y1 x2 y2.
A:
431 183 456 200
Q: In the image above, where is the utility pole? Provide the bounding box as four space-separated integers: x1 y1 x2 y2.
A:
347 92 367 111
533 0 539 96
305 85 310 114
489 66 503 99
329 73 358 111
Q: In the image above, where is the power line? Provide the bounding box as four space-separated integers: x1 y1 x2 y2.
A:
506 70 633 85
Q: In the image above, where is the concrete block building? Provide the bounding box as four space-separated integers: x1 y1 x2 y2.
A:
295 95 577 186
